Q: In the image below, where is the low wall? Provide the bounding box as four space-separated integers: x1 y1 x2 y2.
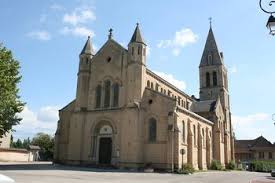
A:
0 148 30 162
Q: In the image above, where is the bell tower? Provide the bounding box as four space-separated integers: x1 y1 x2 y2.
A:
75 36 94 111
127 23 147 103
199 25 234 164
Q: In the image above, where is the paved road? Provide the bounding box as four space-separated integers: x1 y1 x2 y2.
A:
0 162 274 183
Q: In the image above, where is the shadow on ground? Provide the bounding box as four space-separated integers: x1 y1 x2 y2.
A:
265 176 275 180
0 163 151 173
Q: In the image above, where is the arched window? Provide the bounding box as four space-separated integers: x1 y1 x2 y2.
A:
95 85 102 108
150 82 154 89
104 80 111 108
112 83 119 107
148 118 157 142
206 72 210 87
147 80 150 87
213 71 217 86
182 121 185 143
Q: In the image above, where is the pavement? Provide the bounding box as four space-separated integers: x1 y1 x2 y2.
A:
0 162 274 183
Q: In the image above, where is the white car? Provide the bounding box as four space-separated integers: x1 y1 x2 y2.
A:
0 174 15 183
271 169 275 177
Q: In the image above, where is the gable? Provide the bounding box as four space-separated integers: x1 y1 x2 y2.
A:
90 39 128 83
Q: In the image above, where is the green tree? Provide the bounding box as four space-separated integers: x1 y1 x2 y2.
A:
0 44 24 137
10 134 13 147
32 133 54 160
22 137 31 149
14 139 23 148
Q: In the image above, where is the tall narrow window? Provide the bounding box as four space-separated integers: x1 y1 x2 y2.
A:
148 118 157 142
206 72 210 87
269 152 272 159
95 85 102 108
138 46 141 55
182 121 185 143
112 83 119 107
150 82 154 89
104 80 111 108
147 80 150 87
213 71 217 86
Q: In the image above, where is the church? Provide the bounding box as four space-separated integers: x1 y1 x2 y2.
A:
54 23 235 170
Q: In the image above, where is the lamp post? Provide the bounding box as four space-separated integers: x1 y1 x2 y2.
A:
259 0 275 35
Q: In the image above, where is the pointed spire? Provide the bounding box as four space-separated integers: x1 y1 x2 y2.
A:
80 36 94 55
199 25 223 67
129 23 146 45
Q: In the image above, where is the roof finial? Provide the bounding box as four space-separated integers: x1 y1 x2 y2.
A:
108 28 113 40
209 17 212 28
136 22 139 26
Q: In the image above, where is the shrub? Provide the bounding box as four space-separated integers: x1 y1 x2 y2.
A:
251 160 275 172
226 160 236 170
176 164 195 174
210 160 222 170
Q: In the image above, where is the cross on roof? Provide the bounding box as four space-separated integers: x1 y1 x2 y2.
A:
209 17 212 27
108 28 113 39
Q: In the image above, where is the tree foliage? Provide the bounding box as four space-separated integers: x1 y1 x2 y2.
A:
0 44 24 137
32 132 54 160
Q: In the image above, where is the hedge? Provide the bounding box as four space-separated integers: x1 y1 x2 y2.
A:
251 160 275 172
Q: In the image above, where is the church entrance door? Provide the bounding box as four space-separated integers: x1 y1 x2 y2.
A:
98 137 112 164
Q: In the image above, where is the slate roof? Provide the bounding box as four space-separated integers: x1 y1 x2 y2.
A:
199 27 223 67
235 136 275 150
129 24 146 45
192 99 217 113
80 36 95 55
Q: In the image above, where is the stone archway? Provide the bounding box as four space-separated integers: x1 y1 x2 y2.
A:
91 121 116 165
98 125 113 164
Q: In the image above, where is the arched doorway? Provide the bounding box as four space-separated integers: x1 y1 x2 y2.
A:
97 125 113 164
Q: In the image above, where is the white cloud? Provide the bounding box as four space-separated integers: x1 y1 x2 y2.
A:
14 105 60 139
27 31 51 41
153 70 186 90
60 26 95 38
232 113 275 142
157 28 198 56
63 8 96 26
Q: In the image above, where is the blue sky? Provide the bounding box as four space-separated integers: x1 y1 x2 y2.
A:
1 0 275 142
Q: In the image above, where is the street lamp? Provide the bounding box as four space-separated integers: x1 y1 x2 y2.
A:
259 0 275 35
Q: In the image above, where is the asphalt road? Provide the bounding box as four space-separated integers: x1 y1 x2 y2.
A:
0 162 274 183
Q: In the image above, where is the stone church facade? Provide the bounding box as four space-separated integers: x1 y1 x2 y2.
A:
54 24 235 170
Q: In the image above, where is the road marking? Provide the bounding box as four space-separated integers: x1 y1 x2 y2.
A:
0 174 15 183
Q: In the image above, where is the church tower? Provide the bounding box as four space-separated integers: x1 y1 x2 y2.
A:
75 36 95 111
127 23 147 103
199 26 234 164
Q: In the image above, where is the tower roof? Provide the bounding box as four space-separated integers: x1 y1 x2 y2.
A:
199 27 223 67
80 36 94 55
129 23 146 45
